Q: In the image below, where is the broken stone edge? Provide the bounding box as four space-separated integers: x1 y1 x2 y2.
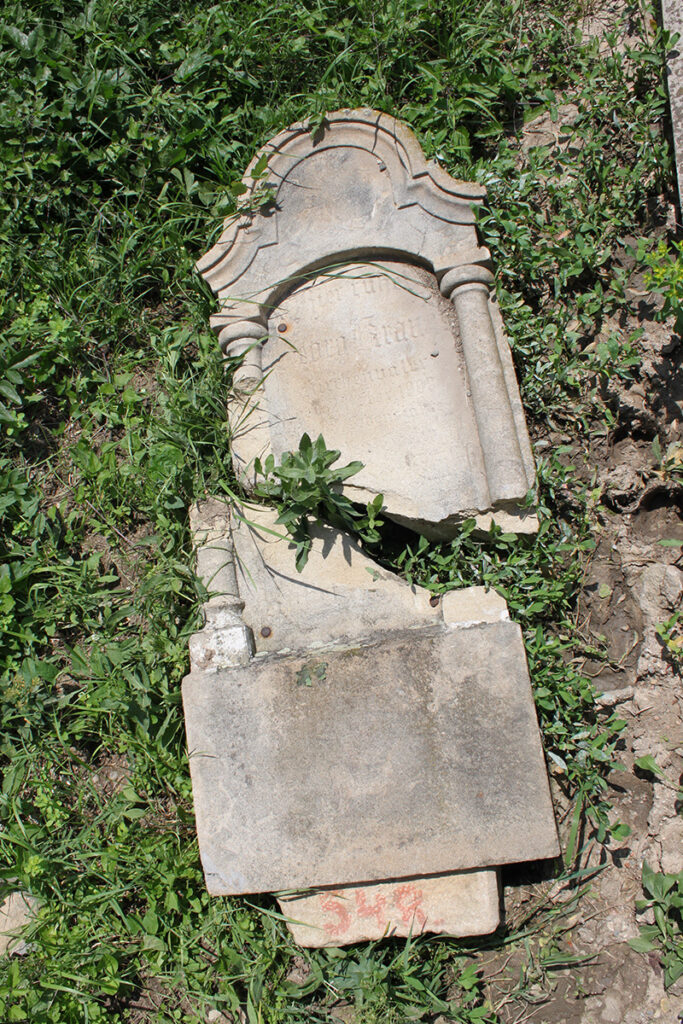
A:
278 868 502 947
183 622 560 896
663 0 683 212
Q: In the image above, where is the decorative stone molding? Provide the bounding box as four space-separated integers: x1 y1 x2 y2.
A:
216 321 266 389
187 501 253 672
439 260 529 504
197 109 487 308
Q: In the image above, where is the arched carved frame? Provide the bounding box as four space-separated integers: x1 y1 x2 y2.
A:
196 109 535 519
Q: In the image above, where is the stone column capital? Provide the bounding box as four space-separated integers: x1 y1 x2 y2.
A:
439 263 494 298
217 319 267 354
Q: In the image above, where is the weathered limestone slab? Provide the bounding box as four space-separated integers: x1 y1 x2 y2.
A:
196 109 537 537
184 500 558 936
279 869 500 947
263 262 534 536
186 501 516 941
187 499 510 667
663 0 683 209
183 602 558 894
187 499 441 673
232 502 441 652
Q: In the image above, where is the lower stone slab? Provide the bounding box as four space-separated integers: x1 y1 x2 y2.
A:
183 619 559 895
278 869 500 947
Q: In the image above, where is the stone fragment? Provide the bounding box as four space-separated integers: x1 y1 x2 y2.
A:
187 502 527 944
184 501 558 935
632 563 683 681
441 586 509 626
278 868 500 947
189 499 514 658
229 501 442 654
259 261 534 537
0 892 37 956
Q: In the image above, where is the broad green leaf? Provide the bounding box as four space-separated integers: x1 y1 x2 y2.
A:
627 935 657 953
634 755 663 777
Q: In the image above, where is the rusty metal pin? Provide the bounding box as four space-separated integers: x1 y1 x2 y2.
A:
277 322 287 333
260 626 272 638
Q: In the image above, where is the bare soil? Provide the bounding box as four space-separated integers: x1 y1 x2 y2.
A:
478 219 683 1024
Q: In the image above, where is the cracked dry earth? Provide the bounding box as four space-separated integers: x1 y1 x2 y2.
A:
480 285 683 1021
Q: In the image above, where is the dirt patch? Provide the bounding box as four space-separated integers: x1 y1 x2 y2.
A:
80 519 158 592
495 323 683 1022
478 7 683 1018
485 311 683 1024
89 752 131 802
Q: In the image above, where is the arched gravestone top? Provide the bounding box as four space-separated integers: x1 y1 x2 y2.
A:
197 109 537 537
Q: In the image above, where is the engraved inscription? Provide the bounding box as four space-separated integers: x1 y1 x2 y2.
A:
307 318 420 362
263 261 491 524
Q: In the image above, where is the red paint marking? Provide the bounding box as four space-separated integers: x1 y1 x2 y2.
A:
394 884 427 930
320 891 352 935
354 888 388 927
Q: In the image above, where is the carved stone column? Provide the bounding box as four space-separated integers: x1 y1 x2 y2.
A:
440 264 529 504
188 500 253 672
216 321 270 484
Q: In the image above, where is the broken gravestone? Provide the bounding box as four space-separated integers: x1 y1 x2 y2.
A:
184 109 559 946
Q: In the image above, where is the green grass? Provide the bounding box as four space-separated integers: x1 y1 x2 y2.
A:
0 0 675 1020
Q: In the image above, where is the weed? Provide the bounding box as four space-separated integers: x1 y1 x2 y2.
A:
655 611 683 673
644 239 683 336
296 661 328 687
634 754 683 804
651 436 683 485
254 433 383 571
629 861 683 988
